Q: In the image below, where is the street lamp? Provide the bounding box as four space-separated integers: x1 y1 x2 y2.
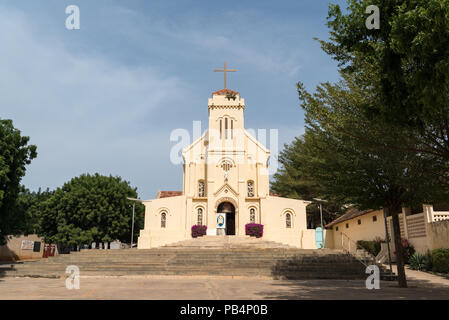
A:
313 198 328 248
383 208 393 273
127 197 143 249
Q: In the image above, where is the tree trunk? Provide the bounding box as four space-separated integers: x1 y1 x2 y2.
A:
390 209 407 288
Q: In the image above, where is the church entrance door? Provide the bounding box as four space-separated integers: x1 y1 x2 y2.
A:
217 202 236 235
226 211 235 235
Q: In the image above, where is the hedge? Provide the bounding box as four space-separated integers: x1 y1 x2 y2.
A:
357 240 382 257
432 248 449 273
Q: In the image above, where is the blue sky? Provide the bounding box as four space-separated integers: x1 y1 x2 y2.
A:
1 0 345 199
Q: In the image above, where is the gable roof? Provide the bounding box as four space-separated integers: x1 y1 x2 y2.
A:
157 191 183 199
325 207 375 228
212 88 239 96
214 183 238 197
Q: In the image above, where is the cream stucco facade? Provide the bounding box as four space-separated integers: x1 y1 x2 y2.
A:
137 89 313 249
327 205 449 254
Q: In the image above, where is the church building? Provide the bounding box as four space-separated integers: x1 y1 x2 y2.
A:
138 67 316 249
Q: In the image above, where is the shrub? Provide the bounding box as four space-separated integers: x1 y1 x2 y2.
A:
401 238 415 264
431 248 449 273
393 238 415 264
424 250 433 271
409 253 426 271
245 223 264 238
357 240 382 257
191 225 207 238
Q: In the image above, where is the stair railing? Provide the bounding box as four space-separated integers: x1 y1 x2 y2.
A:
340 232 374 268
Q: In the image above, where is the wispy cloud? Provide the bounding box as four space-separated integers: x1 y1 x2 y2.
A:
0 5 190 198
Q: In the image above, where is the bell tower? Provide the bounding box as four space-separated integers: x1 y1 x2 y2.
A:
207 88 245 150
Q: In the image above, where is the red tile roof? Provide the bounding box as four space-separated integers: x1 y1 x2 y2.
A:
269 192 280 197
325 207 375 228
157 191 183 199
212 88 239 96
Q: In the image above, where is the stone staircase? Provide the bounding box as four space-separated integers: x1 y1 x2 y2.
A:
2 236 396 280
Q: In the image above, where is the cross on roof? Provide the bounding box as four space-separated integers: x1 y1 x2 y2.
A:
214 62 238 89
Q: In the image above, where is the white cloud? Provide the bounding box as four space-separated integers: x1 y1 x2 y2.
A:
0 6 191 198
103 5 303 77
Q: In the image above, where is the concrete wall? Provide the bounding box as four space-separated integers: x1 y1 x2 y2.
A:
0 235 45 261
261 196 314 249
428 220 449 250
137 192 317 249
327 207 449 254
329 210 386 250
138 195 188 248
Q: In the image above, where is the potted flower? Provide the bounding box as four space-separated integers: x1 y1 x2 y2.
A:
191 225 207 238
245 223 264 238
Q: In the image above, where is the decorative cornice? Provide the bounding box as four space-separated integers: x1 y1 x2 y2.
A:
208 105 245 110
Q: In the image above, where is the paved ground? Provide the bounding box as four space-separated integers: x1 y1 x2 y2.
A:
1 260 448 300
390 264 449 287
1 274 449 300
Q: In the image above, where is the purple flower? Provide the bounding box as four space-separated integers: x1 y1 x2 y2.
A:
245 223 264 238
191 225 207 238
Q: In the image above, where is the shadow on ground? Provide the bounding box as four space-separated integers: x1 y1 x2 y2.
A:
0 262 17 281
270 255 366 280
256 278 449 300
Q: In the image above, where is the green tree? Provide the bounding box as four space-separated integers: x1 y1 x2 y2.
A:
296 71 447 287
38 173 144 248
271 137 344 228
295 0 449 288
322 0 449 160
15 187 54 235
0 119 37 244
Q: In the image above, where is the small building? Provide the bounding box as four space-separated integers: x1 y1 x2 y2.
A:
0 235 47 261
325 205 449 254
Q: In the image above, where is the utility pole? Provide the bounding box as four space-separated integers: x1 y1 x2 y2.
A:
131 202 135 248
313 198 328 248
127 197 142 249
383 208 393 273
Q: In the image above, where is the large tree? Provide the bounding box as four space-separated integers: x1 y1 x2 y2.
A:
271 138 344 228
322 0 449 160
15 187 54 235
38 173 144 247
296 68 447 287
0 119 37 244
288 0 449 288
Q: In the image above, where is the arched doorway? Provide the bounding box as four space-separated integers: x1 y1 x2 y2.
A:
217 202 236 235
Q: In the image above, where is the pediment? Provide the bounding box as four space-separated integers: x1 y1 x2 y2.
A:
214 183 238 197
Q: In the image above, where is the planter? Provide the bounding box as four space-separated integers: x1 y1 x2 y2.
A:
245 223 264 238
191 225 207 238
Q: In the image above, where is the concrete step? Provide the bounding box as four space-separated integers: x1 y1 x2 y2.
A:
5 236 396 280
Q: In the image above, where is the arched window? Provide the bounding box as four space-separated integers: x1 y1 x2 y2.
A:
197 208 203 225
247 181 254 197
286 213 292 228
230 120 233 139
221 160 232 172
250 208 256 223
198 181 205 197
161 212 166 228
225 118 228 139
